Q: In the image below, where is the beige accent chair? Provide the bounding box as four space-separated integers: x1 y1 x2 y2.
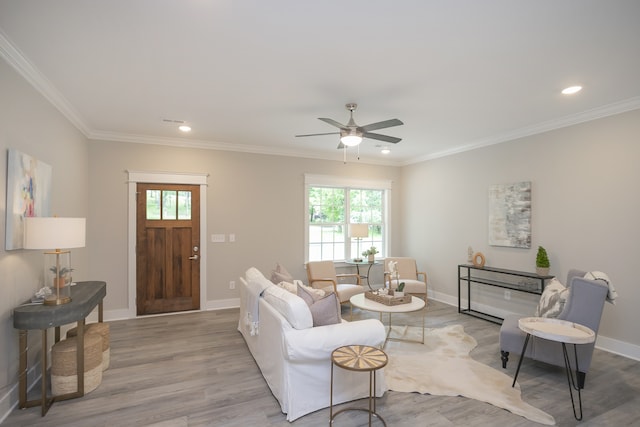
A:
306 261 364 304
384 257 428 300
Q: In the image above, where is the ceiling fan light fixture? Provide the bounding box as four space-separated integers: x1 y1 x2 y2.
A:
340 135 362 146
340 129 363 146
381 147 391 154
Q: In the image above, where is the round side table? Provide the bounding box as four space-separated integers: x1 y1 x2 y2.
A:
512 317 595 421
330 345 388 426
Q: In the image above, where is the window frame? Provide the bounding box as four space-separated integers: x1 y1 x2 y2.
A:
304 174 392 263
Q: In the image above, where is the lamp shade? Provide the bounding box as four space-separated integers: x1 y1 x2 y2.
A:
349 223 369 239
24 217 86 250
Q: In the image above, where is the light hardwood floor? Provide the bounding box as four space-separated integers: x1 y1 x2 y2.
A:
3 300 639 426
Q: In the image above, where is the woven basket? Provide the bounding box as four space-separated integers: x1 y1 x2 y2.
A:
51 333 102 396
67 323 110 370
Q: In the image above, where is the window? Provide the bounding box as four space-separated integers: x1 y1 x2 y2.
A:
305 175 391 262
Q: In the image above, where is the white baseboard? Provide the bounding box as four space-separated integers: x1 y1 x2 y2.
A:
205 298 239 311
429 290 640 362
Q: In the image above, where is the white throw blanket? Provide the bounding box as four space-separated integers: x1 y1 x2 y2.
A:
245 278 271 336
584 271 618 304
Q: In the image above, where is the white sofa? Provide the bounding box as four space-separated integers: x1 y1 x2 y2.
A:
237 268 386 421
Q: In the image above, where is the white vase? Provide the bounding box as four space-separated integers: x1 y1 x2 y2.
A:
394 291 404 297
368 254 375 262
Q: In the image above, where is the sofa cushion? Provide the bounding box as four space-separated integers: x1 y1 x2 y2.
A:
534 278 568 318
297 284 341 326
245 267 273 288
263 285 313 330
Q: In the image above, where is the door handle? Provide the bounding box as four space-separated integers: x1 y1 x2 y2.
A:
189 255 199 260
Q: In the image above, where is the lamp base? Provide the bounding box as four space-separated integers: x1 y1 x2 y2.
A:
44 296 72 306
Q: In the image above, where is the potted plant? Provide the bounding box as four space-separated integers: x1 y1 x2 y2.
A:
362 246 379 262
536 246 550 276
50 266 74 288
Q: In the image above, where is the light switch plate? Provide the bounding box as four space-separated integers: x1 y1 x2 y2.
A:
211 234 226 243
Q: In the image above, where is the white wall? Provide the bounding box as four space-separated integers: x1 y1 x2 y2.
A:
0 59 90 419
402 109 640 356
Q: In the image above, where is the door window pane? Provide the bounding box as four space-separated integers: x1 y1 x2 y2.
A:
163 191 177 220
146 190 161 220
177 191 191 219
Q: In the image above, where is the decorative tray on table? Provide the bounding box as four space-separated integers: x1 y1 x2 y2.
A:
364 290 411 306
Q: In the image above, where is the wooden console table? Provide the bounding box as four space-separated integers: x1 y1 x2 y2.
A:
13 281 107 416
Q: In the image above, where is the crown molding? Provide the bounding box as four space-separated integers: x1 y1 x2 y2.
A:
406 96 640 165
89 130 403 167
0 29 91 136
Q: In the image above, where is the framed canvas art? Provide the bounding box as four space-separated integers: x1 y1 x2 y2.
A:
488 181 531 248
5 149 52 250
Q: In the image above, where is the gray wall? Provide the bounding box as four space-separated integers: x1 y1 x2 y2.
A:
0 60 90 418
401 108 640 355
88 140 403 312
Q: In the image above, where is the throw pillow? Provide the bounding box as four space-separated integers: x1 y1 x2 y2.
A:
297 284 341 326
535 278 569 318
584 271 618 304
270 262 294 284
277 281 298 294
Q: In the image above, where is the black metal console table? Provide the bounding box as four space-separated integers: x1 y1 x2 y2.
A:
457 264 552 324
13 281 106 416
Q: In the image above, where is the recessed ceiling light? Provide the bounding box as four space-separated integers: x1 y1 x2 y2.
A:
561 85 582 95
381 147 390 154
178 125 191 132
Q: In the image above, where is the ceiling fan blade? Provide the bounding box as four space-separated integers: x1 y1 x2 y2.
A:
360 119 403 132
363 132 402 144
337 142 345 149
295 132 340 137
318 118 348 130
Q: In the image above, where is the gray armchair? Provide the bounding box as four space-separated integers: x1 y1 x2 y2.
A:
499 269 609 389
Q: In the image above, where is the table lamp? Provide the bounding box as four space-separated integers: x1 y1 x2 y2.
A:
349 223 369 262
24 217 86 305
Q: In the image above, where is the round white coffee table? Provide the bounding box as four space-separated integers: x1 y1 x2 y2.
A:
512 317 595 421
350 293 426 348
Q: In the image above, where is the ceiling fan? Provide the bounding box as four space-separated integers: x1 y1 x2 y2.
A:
296 103 403 149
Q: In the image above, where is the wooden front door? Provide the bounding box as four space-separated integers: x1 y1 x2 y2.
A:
136 183 200 315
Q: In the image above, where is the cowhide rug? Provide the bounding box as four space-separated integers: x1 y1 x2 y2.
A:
384 324 555 425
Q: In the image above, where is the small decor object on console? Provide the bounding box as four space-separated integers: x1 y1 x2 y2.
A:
472 252 486 268
536 246 550 276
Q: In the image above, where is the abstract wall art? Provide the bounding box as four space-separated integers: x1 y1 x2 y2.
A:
5 149 52 250
488 181 531 248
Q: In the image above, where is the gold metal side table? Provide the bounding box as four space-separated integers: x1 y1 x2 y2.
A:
330 344 388 426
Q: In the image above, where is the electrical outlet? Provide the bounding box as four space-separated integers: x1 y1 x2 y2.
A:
504 290 511 300
229 280 236 290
